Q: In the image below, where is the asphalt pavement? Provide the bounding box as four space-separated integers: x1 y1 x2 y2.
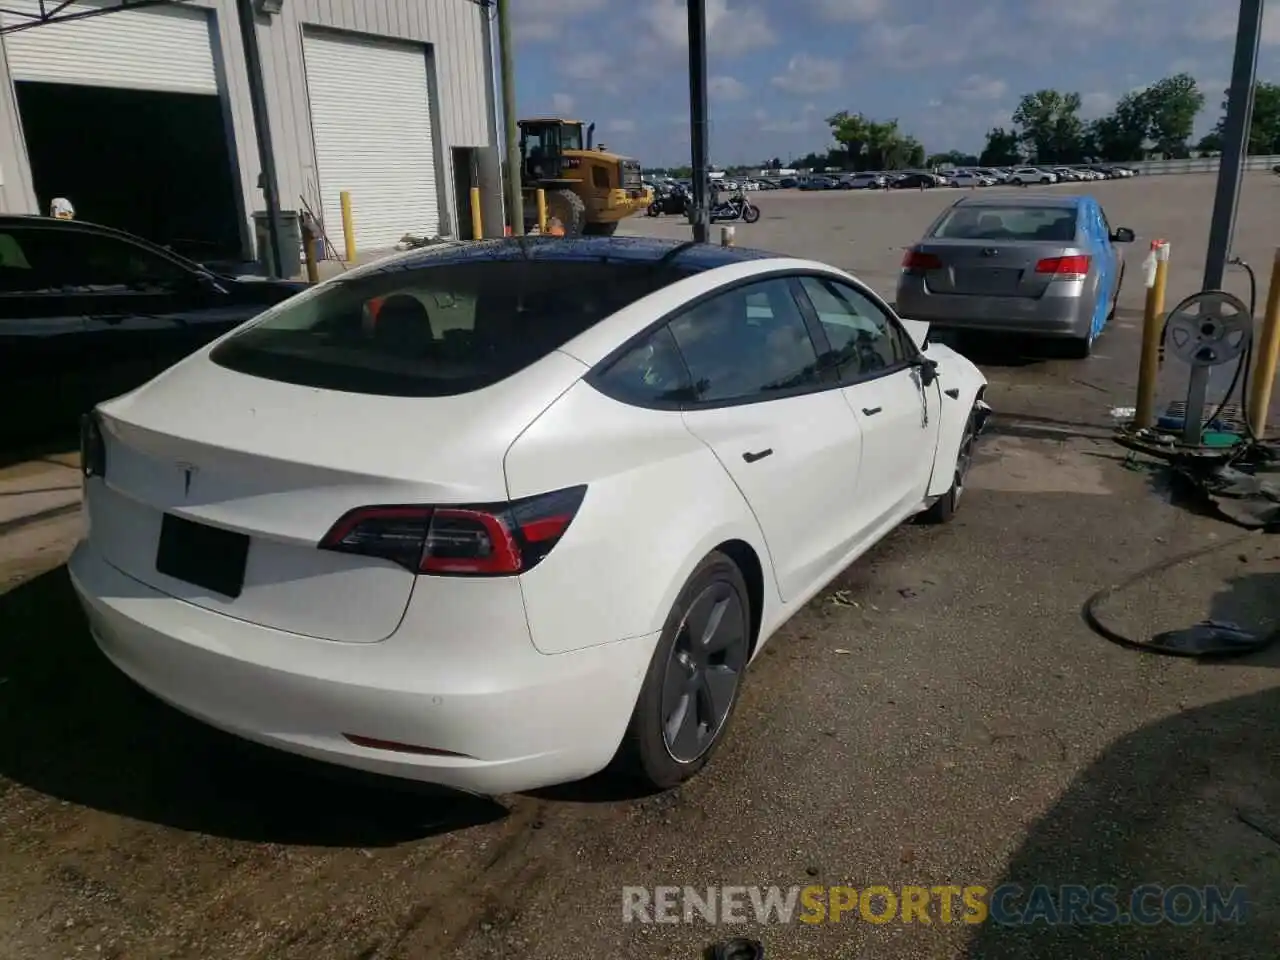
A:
1 174 1279 959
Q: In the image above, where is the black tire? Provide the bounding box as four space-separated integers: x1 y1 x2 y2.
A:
742 203 760 224
1040 177 1051 184
618 551 752 790
1106 264 1125 322
647 203 660 217
583 220 618 236
545 188 587 236
920 405 979 524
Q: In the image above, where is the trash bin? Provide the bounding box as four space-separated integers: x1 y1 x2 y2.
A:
251 210 302 278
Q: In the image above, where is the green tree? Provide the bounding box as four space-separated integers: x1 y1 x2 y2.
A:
1139 73 1203 157
1012 90 1086 163
825 112 923 170
1196 131 1223 155
927 150 979 168
978 127 1020 165
1212 81 1280 155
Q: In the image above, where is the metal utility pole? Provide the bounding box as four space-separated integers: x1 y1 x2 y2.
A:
234 0 285 277
495 0 524 235
687 0 710 243
1202 0 1263 292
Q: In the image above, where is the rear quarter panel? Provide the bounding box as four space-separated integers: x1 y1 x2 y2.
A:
503 379 775 656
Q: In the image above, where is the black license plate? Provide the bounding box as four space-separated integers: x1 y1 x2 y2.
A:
956 267 1020 293
155 513 249 598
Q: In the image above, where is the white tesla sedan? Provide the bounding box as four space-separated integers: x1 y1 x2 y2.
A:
69 237 989 796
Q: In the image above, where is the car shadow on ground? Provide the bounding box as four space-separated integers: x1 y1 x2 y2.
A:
931 332 1051 368
962 682 1280 958
0 566 508 846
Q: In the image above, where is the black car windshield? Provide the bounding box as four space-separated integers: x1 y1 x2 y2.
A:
930 205 1079 242
210 259 693 396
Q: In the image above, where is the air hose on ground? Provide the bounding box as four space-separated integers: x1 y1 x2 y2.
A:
1081 530 1280 657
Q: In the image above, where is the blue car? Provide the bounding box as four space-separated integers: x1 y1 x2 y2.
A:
894 193 1137 357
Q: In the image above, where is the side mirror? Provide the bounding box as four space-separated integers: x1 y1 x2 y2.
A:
915 357 939 386
1111 227 1135 243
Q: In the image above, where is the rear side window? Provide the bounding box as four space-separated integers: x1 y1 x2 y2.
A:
931 205 1079 242
210 260 692 396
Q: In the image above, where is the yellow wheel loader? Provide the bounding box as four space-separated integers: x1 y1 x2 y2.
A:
518 118 653 236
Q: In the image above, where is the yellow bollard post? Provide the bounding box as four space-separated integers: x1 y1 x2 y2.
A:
1134 239 1170 429
300 215 320 284
340 190 356 262
469 187 483 240
1247 247 1280 439
536 189 548 234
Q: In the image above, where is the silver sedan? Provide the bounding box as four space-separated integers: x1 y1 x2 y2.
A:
894 194 1136 358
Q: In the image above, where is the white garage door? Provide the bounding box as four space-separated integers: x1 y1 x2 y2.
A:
303 30 440 252
1 0 217 94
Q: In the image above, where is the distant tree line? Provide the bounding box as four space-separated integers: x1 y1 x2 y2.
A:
645 76 1280 175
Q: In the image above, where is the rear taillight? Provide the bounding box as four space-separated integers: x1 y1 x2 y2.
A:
318 485 586 577
80 412 106 479
902 249 942 272
1035 254 1091 280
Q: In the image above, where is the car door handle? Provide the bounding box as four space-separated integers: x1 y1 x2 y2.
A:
742 448 773 463
862 406 882 416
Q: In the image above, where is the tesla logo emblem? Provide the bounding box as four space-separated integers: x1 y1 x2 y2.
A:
178 463 197 497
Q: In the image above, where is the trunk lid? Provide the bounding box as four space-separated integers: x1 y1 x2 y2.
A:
89 351 586 642
913 239 1083 297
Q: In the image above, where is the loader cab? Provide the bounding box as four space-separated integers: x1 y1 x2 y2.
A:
519 118 595 183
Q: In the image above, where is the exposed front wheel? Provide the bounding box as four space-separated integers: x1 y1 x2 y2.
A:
742 204 760 224
920 406 979 524
619 552 752 789
647 203 660 217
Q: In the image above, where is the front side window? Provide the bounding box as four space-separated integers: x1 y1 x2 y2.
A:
667 278 820 403
210 260 692 396
798 277 912 379
0 227 189 295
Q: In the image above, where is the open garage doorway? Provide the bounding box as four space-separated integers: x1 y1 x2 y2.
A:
15 81 244 263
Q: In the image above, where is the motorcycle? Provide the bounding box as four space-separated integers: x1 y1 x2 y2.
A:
647 186 690 217
709 190 761 224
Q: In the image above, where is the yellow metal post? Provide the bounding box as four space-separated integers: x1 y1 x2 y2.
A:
339 190 356 261
1247 247 1280 438
536 189 548 234
1134 240 1170 429
301 219 319 283
469 187 484 240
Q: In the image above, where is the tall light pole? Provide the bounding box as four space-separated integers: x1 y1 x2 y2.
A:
495 0 524 235
235 0 284 276
687 0 710 243
1202 0 1263 292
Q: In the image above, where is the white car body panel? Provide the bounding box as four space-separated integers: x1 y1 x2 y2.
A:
69 246 989 794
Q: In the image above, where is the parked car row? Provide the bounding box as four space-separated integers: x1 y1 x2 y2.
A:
794 164 1138 191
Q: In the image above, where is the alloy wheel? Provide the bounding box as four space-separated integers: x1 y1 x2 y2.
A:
660 581 748 763
952 412 977 507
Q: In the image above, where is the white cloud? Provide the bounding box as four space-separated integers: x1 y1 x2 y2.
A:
1079 91 1115 119
709 75 748 100
811 0 886 20
754 103 825 134
771 54 842 94
516 0 608 42
955 74 1008 101
551 92 575 114
557 52 610 82
641 0 776 57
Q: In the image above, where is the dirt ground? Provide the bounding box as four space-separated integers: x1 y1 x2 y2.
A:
2 174 1279 959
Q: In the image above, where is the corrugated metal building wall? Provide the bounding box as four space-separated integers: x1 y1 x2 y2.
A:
0 0 501 256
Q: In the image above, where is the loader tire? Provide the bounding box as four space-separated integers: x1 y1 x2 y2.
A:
546 189 587 236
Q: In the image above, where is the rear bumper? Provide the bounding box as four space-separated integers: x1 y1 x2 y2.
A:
68 540 656 795
896 284 1090 338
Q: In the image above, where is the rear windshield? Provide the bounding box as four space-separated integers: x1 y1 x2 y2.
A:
930 205 1079 242
210 259 692 396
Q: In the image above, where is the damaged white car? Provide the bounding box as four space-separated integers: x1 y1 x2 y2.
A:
70 236 989 796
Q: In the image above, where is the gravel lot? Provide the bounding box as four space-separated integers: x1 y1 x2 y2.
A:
2 173 1279 959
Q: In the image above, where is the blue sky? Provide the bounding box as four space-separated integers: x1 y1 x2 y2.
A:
512 0 1280 166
